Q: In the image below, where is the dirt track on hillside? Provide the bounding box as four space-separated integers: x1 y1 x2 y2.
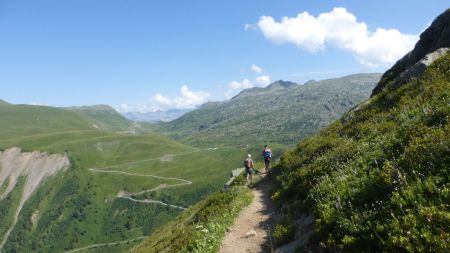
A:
220 177 275 253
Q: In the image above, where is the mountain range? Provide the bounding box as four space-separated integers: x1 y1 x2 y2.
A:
121 108 192 122
153 74 381 146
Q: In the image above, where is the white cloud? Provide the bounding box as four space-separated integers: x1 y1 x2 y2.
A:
244 23 257 31
151 85 210 109
255 75 271 86
258 12 326 52
117 85 210 113
250 64 263 74
227 75 272 91
152 94 172 107
256 7 419 67
228 79 254 90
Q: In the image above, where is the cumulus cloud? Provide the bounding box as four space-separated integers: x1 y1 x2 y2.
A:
116 86 210 113
250 64 263 74
152 85 210 109
228 79 254 90
256 7 419 67
228 75 272 91
255 75 271 86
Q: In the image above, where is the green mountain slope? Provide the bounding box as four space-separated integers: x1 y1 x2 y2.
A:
0 104 247 253
271 10 450 252
0 104 96 140
0 99 9 105
155 74 381 147
65 104 132 132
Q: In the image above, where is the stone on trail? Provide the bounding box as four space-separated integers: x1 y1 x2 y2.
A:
245 230 257 237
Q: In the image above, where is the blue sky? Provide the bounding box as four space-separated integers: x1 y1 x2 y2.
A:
0 0 447 112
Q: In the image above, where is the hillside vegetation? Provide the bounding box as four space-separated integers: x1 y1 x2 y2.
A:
133 184 253 253
65 105 132 133
0 104 248 252
154 74 381 147
271 24 450 253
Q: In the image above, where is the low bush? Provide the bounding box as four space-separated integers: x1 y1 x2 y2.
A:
273 221 296 246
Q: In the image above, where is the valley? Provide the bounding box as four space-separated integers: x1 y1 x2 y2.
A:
0 73 379 252
0 104 246 252
1 4 447 253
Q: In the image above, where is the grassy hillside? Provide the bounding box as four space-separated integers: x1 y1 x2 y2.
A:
155 74 381 147
0 104 249 253
65 105 133 133
271 52 449 251
0 104 95 140
0 99 9 105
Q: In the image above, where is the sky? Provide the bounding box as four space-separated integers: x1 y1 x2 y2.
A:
0 0 447 112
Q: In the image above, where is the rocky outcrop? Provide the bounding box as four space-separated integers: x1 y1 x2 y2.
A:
371 9 450 96
0 147 70 249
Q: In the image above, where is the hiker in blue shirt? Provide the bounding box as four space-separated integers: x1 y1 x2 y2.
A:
261 145 272 173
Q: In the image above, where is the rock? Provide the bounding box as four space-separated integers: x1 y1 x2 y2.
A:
394 47 449 87
245 229 257 237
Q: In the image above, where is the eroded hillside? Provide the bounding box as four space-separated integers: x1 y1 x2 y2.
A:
0 148 69 250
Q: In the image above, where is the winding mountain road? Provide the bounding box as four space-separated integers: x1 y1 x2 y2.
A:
63 148 216 253
89 168 191 210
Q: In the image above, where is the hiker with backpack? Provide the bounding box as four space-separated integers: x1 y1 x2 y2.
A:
262 145 272 173
244 154 255 184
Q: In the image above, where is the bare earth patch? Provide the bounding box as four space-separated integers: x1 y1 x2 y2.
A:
0 147 69 250
160 154 174 162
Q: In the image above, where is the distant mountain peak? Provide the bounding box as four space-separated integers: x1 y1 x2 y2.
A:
121 108 192 122
266 80 298 89
231 80 298 100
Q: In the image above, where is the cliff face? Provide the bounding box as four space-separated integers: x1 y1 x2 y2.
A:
0 147 69 249
371 9 450 96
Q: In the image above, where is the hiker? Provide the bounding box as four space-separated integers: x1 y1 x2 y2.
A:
244 154 255 183
262 145 272 173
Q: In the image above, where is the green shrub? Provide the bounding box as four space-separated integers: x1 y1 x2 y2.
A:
273 221 296 246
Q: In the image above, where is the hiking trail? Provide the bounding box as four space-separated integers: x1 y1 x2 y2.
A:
220 175 275 253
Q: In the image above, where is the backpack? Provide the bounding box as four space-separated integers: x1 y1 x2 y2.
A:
263 149 272 159
244 158 252 168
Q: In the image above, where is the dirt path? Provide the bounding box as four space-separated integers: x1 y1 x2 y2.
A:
64 237 145 253
220 177 275 253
